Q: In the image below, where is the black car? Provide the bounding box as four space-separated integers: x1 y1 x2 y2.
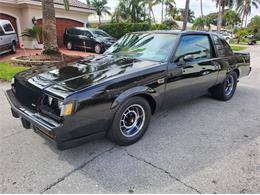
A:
63 27 116 54
6 31 251 150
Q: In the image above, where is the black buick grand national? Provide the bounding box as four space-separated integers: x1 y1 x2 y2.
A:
5 31 251 149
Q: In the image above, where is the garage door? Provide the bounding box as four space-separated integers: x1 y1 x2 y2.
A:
37 18 84 47
0 13 19 45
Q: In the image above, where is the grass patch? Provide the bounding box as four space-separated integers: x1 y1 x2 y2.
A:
0 61 29 81
230 44 248 51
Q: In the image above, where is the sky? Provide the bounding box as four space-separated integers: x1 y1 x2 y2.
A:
80 0 259 22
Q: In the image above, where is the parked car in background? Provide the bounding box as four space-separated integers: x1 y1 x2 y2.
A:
6 31 251 149
0 19 18 55
63 27 116 54
246 34 257 45
218 31 234 43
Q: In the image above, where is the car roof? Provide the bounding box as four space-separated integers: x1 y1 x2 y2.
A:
0 19 11 25
68 27 103 31
132 30 215 36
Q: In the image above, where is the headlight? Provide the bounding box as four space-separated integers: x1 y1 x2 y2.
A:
60 102 74 116
44 95 74 117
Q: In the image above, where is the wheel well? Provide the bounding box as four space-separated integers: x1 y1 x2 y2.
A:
135 94 156 115
234 69 240 78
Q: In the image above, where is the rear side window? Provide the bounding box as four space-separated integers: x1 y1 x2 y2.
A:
212 35 233 57
175 35 213 62
3 23 14 32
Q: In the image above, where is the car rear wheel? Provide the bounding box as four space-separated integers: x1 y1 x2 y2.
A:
66 42 73 50
211 71 237 101
94 43 102 54
108 97 151 146
10 42 16 54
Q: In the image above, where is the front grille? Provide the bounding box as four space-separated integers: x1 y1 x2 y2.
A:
14 80 43 111
40 95 62 121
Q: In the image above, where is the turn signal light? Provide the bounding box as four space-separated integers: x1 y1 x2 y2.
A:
61 103 74 116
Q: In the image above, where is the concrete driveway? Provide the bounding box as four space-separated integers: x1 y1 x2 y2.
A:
0 46 260 194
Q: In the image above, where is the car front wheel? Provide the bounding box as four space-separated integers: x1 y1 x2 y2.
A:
66 42 73 50
108 97 151 146
211 71 238 101
94 43 102 54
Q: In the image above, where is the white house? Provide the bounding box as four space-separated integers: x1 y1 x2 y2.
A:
0 0 96 48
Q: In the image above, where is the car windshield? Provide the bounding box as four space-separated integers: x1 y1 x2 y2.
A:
91 30 110 37
105 33 177 62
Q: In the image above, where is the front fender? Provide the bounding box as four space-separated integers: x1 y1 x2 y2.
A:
111 86 157 109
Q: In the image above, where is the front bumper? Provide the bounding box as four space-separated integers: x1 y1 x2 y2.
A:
5 90 105 150
5 90 60 140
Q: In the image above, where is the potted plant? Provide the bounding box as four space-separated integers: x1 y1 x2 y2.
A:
22 26 43 49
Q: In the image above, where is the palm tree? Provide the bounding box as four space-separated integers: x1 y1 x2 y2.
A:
192 16 211 31
237 0 260 28
91 0 111 24
143 0 158 22
42 0 60 55
112 0 145 22
182 0 190 31
200 0 203 17
165 0 176 20
224 10 241 28
214 0 234 32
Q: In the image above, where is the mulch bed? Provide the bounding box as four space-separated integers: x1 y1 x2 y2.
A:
12 54 83 67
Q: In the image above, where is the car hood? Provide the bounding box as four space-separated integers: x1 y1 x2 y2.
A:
97 36 116 43
16 55 158 97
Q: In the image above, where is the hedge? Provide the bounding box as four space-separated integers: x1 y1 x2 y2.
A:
98 23 171 39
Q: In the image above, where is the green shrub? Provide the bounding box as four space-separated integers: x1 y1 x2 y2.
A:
98 22 177 39
99 23 150 39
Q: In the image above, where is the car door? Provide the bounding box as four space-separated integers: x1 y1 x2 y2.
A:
164 34 219 106
78 30 93 50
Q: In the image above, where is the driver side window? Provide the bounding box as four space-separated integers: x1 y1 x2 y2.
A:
175 35 213 62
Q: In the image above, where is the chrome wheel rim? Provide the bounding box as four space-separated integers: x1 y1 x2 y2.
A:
95 44 101 53
120 104 145 138
67 42 72 50
225 74 234 96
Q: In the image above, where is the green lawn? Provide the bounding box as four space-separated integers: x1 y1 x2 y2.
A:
230 44 248 51
0 61 29 81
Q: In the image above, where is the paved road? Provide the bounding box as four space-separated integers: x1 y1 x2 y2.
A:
1 46 260 193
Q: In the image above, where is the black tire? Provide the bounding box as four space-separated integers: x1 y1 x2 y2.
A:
108 97 151 146
66 42 73 50
10 41 16 54
94 43 102 54
211 71 238 101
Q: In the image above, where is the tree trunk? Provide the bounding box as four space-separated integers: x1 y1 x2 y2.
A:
161 2 164 23
200 0 203 17
152 9 156 23
182 0 190 31
217 4 223 32
99 15 101 24
245 14 248 28
42 0 60 55
241 11 245 29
